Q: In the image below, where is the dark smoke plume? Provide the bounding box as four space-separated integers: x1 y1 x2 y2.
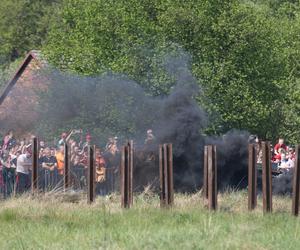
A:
272 171 293 195
207 131 249 190
1 52 251 191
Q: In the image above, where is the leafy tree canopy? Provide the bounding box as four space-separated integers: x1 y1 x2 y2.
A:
0 0 59 68
43 0 300 141
2 0 300 143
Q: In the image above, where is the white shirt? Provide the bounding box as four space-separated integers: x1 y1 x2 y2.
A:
16 154 32 174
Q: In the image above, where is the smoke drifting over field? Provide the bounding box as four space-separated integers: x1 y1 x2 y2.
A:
272 171 293 195
40 55 251 190
1 53 251 191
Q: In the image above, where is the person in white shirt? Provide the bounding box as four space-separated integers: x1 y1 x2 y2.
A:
16 149 32 194
278 152 294 171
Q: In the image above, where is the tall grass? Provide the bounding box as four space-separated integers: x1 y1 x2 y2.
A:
0 191 299 249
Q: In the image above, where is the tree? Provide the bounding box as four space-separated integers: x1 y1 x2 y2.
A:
0 59 22 90
0 0 59 68
43 0 300 141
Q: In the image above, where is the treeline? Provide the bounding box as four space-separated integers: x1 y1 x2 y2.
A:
1 0 300 142
0 0 59 88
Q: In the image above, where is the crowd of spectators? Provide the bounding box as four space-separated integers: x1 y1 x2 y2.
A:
255 137 296 172
0 129 137 198
1 130 296 198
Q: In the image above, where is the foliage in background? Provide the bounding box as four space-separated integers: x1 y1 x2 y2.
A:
43 0 300 142
2 0 300 143
0 0 59 68
0 59 22 90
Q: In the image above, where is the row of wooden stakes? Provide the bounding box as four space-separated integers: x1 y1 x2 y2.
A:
118 141 174 208
247 142 300 216
203 142 300 216
30 138 300 215
30 138 174 208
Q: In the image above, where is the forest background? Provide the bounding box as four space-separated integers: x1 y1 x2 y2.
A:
1 0 300 143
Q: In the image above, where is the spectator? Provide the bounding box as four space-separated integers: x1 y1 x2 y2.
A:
40 147 57 190
1 151 15 197
58 130 79 147
273 148 285 163
39 148 45 159
288 147 296 161
39 140 46 149
69 138 77 153
58 132 68 147
145 129 155 145
255 139 262 168
50 147 56 157
279 150 294 170
2 130 16 151
71 145 81 163
95 148 106 183
79 148 88 168
16 148 32 194
274 138 287 155
56 145 65 176
81 133 92 150
105 137 115 151
18 139 27 154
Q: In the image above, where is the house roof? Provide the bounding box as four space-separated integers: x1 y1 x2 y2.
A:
0 50 44 106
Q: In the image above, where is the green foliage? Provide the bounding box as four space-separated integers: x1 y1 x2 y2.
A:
2 0 300 142
44 0 178 96
43 0 300 141
0 59 22 90
0 0 59 67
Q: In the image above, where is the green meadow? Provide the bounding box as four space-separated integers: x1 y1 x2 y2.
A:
0 191 299 250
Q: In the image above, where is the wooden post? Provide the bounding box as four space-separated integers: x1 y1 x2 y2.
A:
203 145 208 199
292 145 300 216
262 141 272 213
159 144 165 207
31 137 39 193
128 140 133 206
121 141 133 208
163 144 169 207
208 145 217 210
121 146 126 207
64 143 70 191
248 144 257 210
167 144 174 205
159 143 174 207
87 145 96 204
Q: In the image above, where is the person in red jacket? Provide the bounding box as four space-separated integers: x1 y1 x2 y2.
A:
274 138 287 155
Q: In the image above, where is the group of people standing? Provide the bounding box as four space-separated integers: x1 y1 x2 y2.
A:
0 129 156 198
255 137 296 171
0 130 121 198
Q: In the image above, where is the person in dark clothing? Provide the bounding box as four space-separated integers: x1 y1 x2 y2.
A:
103 144 120 194
39 147 57 191
1 152 16 198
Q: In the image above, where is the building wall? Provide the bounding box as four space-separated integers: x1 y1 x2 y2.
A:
0 58 47 135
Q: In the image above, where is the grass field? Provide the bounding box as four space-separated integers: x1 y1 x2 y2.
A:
0 190 299 250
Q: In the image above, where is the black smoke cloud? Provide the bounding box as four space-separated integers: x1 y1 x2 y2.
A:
207 131 249 190
272 171 293 195
2 53 251 191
